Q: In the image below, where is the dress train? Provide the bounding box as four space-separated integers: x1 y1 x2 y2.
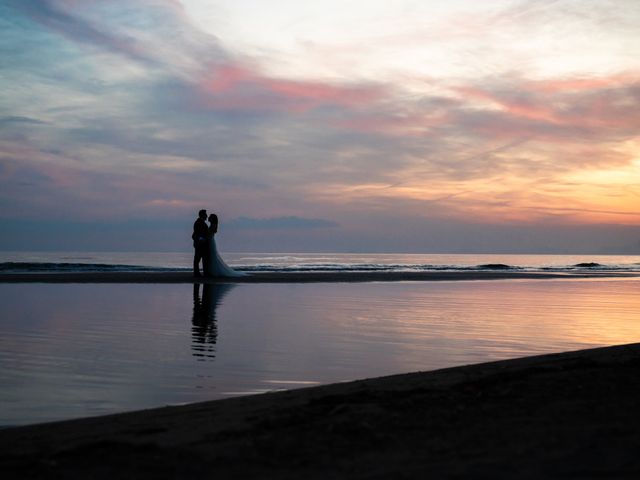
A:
206 236 245 278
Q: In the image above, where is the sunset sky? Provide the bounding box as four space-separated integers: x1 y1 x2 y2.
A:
1 0 639 253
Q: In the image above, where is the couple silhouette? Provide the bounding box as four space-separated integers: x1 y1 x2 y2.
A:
192 209 244 278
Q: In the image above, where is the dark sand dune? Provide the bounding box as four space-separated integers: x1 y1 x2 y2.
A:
2 343 640 479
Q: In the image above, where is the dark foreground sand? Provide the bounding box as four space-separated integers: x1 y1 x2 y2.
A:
0 270 633 283
2 343 640 479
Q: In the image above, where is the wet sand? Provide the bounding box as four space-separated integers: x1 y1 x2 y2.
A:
0 270 632 283
2 342 640 479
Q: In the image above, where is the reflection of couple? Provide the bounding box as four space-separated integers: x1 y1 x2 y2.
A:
192 209 244 278
191 283 235 360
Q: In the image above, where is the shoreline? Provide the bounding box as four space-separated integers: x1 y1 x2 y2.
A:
2 342 640 478
0 270 636 283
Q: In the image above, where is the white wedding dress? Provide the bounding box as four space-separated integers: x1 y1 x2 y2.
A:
206 235 245 277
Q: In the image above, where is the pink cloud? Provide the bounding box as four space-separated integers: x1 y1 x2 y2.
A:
195 65 640 143
455 85 562 124
530 74 636 94
197 63 385 113
262 78 381 108
203 65 252 93
453 73 640 139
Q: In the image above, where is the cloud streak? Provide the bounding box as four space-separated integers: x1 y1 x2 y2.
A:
7 0 151 63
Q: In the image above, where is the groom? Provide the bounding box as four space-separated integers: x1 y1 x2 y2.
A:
192 209 209 277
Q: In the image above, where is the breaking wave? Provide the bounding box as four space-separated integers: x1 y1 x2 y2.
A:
2 259 639 274
0 262 188 273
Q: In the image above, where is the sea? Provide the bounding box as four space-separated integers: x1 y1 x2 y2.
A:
1 251 640 426
1 251 640 273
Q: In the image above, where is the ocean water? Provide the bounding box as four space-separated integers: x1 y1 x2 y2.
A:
1 251 640 273
1 277 640 426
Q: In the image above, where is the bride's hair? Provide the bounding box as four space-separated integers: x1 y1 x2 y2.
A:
208 213 218 225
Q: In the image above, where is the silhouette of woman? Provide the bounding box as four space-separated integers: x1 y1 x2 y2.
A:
205 214 245 277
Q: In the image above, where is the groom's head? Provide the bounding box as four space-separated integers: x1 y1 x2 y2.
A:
198 209 207 219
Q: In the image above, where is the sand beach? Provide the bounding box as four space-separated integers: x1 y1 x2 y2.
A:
1 342 639 478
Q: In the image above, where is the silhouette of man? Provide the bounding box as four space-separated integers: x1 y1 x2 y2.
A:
191 283 218 359
192 209 209 277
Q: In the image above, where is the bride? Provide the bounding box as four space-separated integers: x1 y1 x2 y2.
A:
206 214 245 278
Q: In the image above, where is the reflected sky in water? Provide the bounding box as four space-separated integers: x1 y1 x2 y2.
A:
1 279 639 425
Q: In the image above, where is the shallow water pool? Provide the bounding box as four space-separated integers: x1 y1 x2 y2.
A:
1 278 639 425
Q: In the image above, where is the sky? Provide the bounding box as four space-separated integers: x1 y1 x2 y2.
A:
1 0 640 253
